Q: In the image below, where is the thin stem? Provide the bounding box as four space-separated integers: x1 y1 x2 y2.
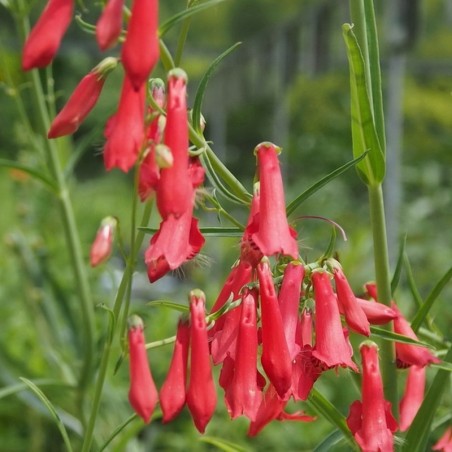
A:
368 183 398 417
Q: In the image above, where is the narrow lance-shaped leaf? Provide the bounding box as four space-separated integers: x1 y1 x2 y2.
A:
342 23 385 185
391 234 407 295
370 326 435 348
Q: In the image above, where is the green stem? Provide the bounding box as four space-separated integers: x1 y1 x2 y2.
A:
368 183 398 417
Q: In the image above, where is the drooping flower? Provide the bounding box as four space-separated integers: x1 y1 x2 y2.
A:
22 0 74 70
257 259 293 397
127 315 158 423
90 216 116 267
96 0 124 51
433 427 452 452
311 270 358 371
103 75 146 172
159 319 190 423
333 265 370 336
156 69 194 220
391 302 440 368
354 297 398 325
48 58 117 138
251 142 298 259
346 342 398 452
186 290 217 433
278 261 304 359
222 289 262 421
399 365 426 431
144 211 205 282
121 0 159 90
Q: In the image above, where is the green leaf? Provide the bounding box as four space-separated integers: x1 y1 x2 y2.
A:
159 39 176 71
286 152 368 216
402 346 452 452
147 300 189 313
411 266 452 333
20 378 73 452
159 0 226 37
370 326 435 348
313 429 346 452
192 42 241 133
342 23 385 185
391 234 406 295
0 159 57 191
430 361 452 373
0 379 75 400
307 389 357 449
199 436 250 452
403 252 423 308
98 414 138 452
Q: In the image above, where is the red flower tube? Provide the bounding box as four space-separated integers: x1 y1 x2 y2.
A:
311 271 358 371
22 0 74 70
159 319 190 423
127 315 158 423
257 259 292 397
186 290 217 433
433 427 452 451
96 0 124 51
251 142 298 259
48 58 117 138
346 342 398 452
391 302 440 367
223 289 262 421
90 216 116 267
121 0 159 90
333 266 370 336
354 297 398 325
399 365 426 431
103 76 146 172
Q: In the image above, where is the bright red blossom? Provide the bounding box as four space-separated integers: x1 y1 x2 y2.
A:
433 427 452 452
96 0 124 51
127 316 158 423
90 217 116 267
22 0 74 70
399 365 426 431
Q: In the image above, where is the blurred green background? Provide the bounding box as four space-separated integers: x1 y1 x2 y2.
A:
0 0 451 450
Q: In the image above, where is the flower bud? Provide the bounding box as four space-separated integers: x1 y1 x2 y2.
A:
89 216 116 267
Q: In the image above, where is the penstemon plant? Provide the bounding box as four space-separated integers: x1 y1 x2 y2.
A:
0 0 451 451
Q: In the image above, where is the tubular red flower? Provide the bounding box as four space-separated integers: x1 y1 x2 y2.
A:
311 271 358 371
222 289 262 421
240 188 263 267
103 76 146 172
127 316 158 423
186 290 217 433
333 267 370 336
251 142 298 259
399 365 426 431
278 261 304 359
156 70 194 220
48 71 106 138
257 259 292 397
159 319 190 423
121 0 159 90
432 427 452 451
22 0 74 70
392 302 440 368
96 0 124 51
145 212 205 282
90 217 116 267
296 309 313 347
346 342 397 452
354 297 398 325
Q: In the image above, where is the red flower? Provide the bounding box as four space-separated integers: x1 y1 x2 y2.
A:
257 259 293 398
346 342 398 452
354 297 398 325
22 0 73 70
48 58 117 138
311 271 358 371
248 384 315 437
399 365 426 431
297 308 313 347
433 427 452 452
103 76 146 172
251 142 298 259
90 216 116 267
392 302 440 368
278 261 304 359
96 0 124 51
333 266 370 336
156 69 194 220
186 290 217 433
222 289 263 421
240 186 263 267
144 211 205 282
159 319 190 423
127 315 158 423
121 0 159 90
